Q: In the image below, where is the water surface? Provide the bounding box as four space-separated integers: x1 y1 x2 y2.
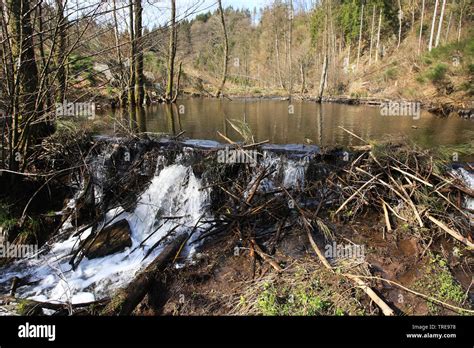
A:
104 98 474 149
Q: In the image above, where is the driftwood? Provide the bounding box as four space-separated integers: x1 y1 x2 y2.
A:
116 233 188 315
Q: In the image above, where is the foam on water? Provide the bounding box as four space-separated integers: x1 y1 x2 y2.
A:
0 160 209 304
0 146 311 306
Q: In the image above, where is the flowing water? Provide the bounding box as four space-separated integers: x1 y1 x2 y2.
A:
0 144 315 304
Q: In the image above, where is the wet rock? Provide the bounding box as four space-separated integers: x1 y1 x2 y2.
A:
84 219 132 259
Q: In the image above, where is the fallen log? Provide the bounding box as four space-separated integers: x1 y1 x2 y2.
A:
114 233 188 315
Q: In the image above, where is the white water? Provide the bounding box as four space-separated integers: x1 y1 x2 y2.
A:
454 167 474 227
248 152 308 194
0 158 210 305
0 146 310 307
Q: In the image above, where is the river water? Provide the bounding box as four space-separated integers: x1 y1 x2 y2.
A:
103 98 474 150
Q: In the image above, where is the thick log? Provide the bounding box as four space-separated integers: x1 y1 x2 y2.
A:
117 233 188 315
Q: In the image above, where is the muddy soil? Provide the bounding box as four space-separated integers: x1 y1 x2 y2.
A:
137 211 472 316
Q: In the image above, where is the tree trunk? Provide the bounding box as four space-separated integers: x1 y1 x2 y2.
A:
317 55 328 103
300 62 305 94
55 0 66 103
397 0 403 48
128 0 136 107
134 0 144 106
418 0 425 52
165 0 176 102
356 3 364 68
7 0 40 169
275 35 284 89
369 5 376 65
444 10 452 42
317 4 329 103
375 9 382 62
288 0 293 96
171 61 182 103
115 233 188 316
428 0 439 51
457 0 464 42
37 2 52 112
112 0 126 107
216 0 228 98
435 0 446 48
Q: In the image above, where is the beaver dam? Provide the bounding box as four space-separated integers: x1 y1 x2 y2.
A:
0 131 473 316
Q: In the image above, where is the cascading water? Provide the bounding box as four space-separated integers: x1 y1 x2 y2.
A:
0 141 317 307
0 153 210 304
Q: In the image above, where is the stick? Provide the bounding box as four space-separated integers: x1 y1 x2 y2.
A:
347 274 474 314
282 188 395 316
391 166 433 187
344 274 396 316
426 213 474 249
381 200 392 232
381 199 407 222
334 175 379 215
338 126 369 144
250 239 283 272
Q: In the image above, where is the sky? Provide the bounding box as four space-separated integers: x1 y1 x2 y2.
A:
66 0 312 30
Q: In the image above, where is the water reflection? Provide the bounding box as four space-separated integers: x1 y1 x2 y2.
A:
103 99 473 149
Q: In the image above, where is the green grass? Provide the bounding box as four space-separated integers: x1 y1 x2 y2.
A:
0 202 17 231
426 63 448 82
419 34 474 89
414 253 466 314
69 54 95 83
256 280 338 316
383 67 398 81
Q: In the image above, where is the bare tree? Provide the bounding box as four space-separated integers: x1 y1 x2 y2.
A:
128 0 136 107
418 0 425 52
317 1 329 103
216 0 229 98
457 0 464 42
369 5 376 65
356 2 364 68
397 0 403 48
435 0 447 48
165 0 177 102
134 0 144 106
375 9 382 62
428 0 439 51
